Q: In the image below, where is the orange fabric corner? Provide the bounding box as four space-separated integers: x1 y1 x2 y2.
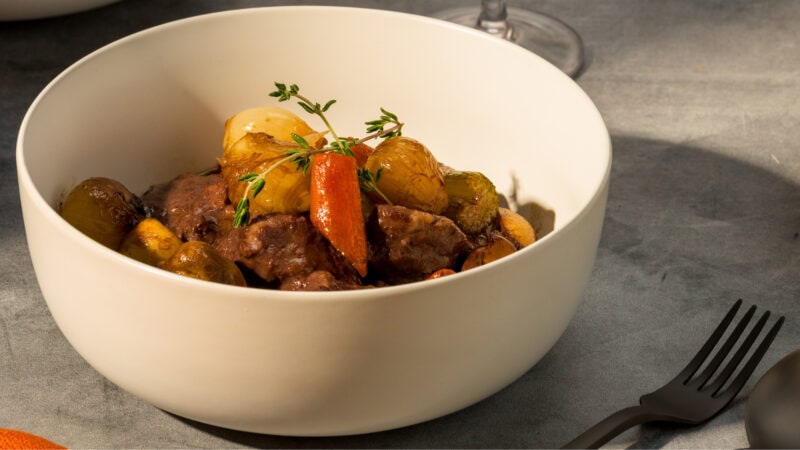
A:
0 429 65 449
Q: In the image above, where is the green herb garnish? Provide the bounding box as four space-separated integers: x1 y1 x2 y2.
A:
232 82 402 227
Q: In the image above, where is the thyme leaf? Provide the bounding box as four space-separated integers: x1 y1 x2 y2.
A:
358 166 392 205
364 107 403 139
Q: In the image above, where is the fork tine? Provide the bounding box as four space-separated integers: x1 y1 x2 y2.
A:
715 315 785 400
704 310 769 394
689 304 756 388
675 299 742 383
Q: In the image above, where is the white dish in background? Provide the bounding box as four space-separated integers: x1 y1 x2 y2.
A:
17 6 610 436
0 0 120 21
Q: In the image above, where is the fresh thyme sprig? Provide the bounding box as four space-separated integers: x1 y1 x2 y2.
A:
233 152 297 228
270 83 351 156
357 167 392 205
232 83 403 228
365 108 403 139
232 141 334 228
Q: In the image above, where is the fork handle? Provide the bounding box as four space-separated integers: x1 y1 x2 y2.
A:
561 405 662 449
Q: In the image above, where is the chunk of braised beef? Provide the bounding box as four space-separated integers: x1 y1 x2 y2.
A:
367 204 470 284
141 173 228 243
213 213 360 285
280 270 369 291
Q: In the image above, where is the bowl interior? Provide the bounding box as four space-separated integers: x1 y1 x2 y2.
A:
19 6 609 243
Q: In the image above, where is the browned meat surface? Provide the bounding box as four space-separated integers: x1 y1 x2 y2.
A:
141 173 477 290
368 204 470 283
280 270 367 291
143 173 363 291
214 213 360 287
142 173 228 243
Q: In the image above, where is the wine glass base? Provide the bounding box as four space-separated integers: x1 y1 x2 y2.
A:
433 7 585 78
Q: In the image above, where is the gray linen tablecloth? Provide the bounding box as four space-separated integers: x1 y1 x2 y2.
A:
2 1 799 448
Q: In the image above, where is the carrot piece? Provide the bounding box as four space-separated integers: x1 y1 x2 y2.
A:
349 139 374 167
310 152 368 277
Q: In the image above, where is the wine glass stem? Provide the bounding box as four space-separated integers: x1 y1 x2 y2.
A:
478 0 512 39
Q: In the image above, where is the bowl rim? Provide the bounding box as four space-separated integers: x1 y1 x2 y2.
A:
16 5 612 302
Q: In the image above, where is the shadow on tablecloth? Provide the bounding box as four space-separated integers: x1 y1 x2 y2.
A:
154 134 800 449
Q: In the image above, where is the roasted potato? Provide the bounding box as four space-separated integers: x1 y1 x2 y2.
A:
363 137 448 214
461 234 517 271
219 132 312 217
498 207 536 247
222 106 326 151
443 171 499 235
60 177 143 249
119 218 183 266
161 241 246 286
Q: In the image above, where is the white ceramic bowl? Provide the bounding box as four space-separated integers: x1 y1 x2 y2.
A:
17 6 610 436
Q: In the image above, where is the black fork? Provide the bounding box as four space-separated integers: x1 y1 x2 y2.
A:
562 300 784 449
